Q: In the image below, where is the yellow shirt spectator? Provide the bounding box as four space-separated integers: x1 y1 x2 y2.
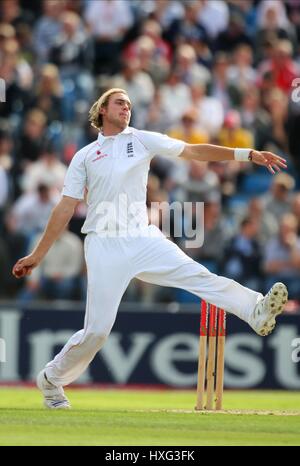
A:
168 108 210 144
218 110 254 148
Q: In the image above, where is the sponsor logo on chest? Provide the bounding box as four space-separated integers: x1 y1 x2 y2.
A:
92 150 109 162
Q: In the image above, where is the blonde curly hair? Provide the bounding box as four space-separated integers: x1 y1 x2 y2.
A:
88 88 129 130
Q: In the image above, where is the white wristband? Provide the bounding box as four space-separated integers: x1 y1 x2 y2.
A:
234 148 252 162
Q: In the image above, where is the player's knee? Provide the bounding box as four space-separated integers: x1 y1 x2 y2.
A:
85 329 110 345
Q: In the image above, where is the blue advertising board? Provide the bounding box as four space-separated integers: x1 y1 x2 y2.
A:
0 303 299 389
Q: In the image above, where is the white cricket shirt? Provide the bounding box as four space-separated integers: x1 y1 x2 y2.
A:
62 127 185 234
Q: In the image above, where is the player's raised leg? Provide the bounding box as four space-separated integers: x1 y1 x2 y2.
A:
134 228 288 336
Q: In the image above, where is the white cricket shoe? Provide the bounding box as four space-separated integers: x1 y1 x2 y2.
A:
248 282 288 336
36 370 71 409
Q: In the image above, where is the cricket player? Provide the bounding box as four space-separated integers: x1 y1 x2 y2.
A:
13 88 288 409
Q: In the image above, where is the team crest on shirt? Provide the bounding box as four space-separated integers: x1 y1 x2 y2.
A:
127 142 134 157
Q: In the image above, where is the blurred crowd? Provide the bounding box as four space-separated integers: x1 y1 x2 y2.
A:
1 0 300 304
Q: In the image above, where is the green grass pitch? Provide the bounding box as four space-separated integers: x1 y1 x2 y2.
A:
0 388 299 446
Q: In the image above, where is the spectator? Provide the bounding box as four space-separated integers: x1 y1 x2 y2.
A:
218 110 254 149
147 179 170 236
247 197 278 246
263 173 295 220
28 64 62 124
0 23 16 43
226 0 257 39
264 213 300 298
18 227 84 302
1 37 33 91
159 69 191 127
223 216 262 290
257 0 291 32
0 0 34 30
9 183 59 239
0 39 27 119
149 156 179 202
49 11 93 77
134 35 170 85
116 59 155 128
256 0 297 57
198 0 229 40
184 196 229 274
21 141 67 194
239 86 272 150
49 10 94 111
150 0 185 46
168 108 209 144
13 108 48 195
189 82 224 137
174 43 211 86
257 39 299 95
262 87 289 153
145 88 173 132
33 0 65 63
210 52 233 112
126 19 172 64
208 158 241 202
227 44 257 92
216 11 252 53
84 0 133 75
172 1 209 53
15 108 47 165
63 0 82 16
287 1 300 45
172 160 220 204
147 173 163 203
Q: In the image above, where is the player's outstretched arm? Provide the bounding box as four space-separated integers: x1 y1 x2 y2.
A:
180 144 287 174
12 195 80 279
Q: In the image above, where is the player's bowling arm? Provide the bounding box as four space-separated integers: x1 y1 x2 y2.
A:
12 196 80 278
180 143 234 162
180 144 287 174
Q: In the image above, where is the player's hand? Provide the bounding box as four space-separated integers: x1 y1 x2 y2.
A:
12 254 41 278
250 150 287 174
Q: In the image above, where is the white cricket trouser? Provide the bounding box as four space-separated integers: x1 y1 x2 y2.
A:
46 226 263 386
